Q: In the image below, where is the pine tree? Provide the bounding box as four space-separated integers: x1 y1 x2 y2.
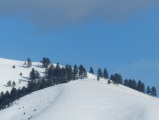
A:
107 80 111 84
7 81 11 87
30 68 36 80
124 79 129 86
79 65 87 79
27 58 32 67
137 80 145 93
4 91 10 106
111 73 122 84
127 79 136 89
35 70 40 79
73 64 78 80
12 81 16 87
89 67 94 74
10 87 18 101
141 82 145 93
67 65 73 80
146 86 151 95
110 74 114 80
151 86 157 97
137 80 142 92
103 68 108 79
97 75 100 81
97 68 102 79
132 80 137 90
12 65 15 68
42 57 51 68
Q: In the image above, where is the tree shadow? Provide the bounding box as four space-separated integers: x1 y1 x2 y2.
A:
18 65 26 68
33 64 43 68
19 79 29 82
21 76 30 80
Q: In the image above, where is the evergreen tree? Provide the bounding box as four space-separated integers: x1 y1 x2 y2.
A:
124 79 129 86
97 75 100 81
132 80 137 90
67 65 73 80
112 73 122 84
7 81 11 87
103 68 108 79
30 68 36 80
89 67 94 74
73 64 78 80
35 70 40 79
42 57 46 67
4 91 10 106
137 80 142 92
141 82 145 93
79 65 87 79
27 58 32 67
12 81 16 87
127 79 136 90
137 80 145 93
97 68 103 79
107 80 111 84
110 74 114 81
151 86 157 97
146 86 151 95
42 57 51 68
10 87 18 101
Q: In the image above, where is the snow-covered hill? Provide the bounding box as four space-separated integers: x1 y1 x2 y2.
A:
0 58 159 120
0 58 45 92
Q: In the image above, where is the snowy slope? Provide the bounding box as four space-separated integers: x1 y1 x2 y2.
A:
0 58 159 120
0 58 45 92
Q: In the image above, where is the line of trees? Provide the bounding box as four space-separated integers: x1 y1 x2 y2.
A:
30 63 87 83
0 57 158 110
0 59 88 110
123 79 157 96
89 66 157 97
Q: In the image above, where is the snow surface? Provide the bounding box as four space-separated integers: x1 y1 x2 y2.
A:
0 58 45 92
0 58 159 120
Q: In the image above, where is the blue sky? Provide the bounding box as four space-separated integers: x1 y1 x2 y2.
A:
0 0 159 95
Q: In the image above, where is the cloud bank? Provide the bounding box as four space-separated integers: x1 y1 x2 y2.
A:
0 0 158 28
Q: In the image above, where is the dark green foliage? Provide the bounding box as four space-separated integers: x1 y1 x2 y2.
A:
0 61 89 110
110 73 122 84
35 70 40 79
7 81 12 87
151 86 157 97
146 86 151 95
97 68 102 80
27 58 32 68
30 68 40 80
27 58 31 63
30 68 36 80
137 80 145 93
10 88 18 101
103 68 109 79
110 74 114 82
12 81 16 87
89 67 94 74
123 79 156 95
124 79 129 86
41 57 51 68
73 64 78 80
97 75 100 81
124 79 136 90
79 65 87 79
107 80 111 84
